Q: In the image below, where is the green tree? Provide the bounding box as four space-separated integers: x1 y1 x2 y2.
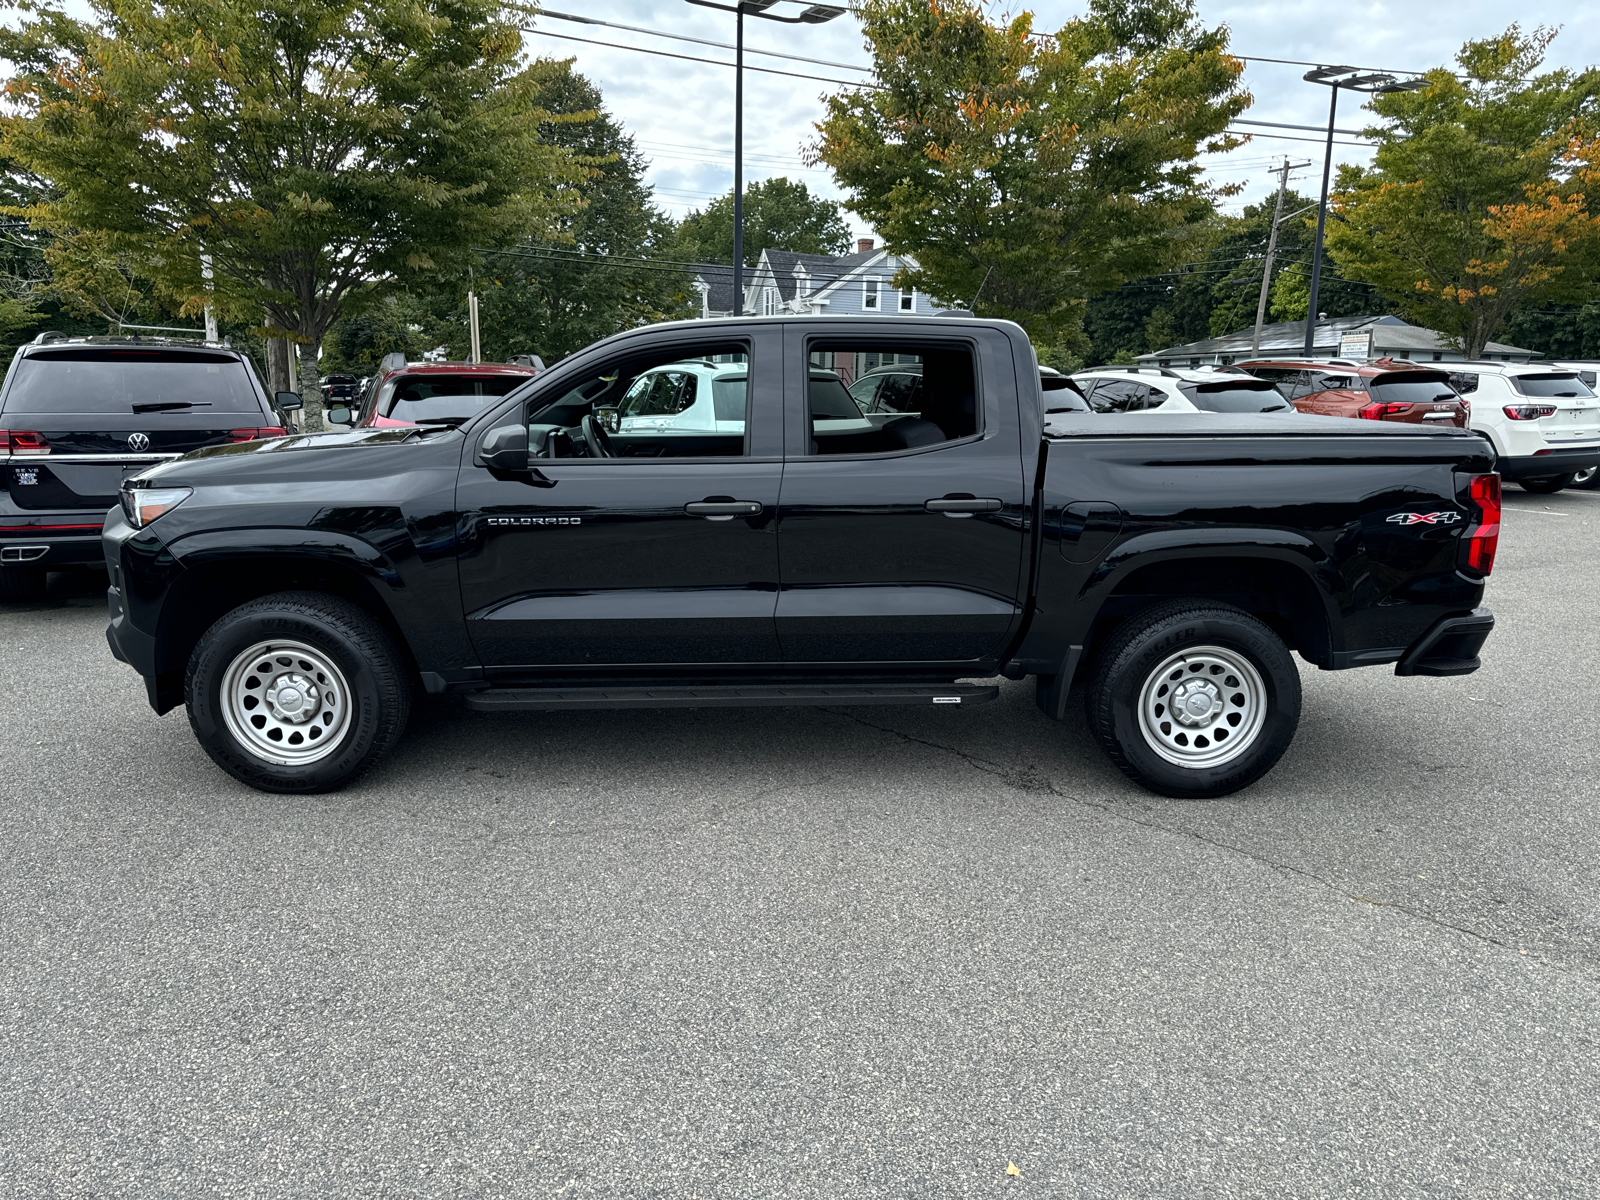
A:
812 0 1250 343
1326 27 1600 357
669 177 852 266
0 0 587 425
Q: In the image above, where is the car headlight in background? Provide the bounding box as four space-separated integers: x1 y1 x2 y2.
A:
120 485 192 528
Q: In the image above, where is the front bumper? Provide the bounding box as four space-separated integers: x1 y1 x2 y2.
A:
1498 448 1600 480
1395 606 1495 677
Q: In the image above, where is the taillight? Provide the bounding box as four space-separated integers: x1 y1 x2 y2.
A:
228 427 288 442
1503 404 1556 420
0 429 50 455
1462 473 1500 576
1357 402 1412 420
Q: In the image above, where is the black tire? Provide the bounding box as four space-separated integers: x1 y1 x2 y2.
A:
1518 474 1572 494
1568 466 1599 490
1085 601 1301 799
0 565 47 602
185 591 411 793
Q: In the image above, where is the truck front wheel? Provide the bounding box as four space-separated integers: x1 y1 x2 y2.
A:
185 591 411 793
1086 602 1301 799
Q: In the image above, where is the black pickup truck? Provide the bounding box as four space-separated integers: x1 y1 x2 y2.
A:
102 316 1499 798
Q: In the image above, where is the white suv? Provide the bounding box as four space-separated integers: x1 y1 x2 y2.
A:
1445 364 1600 494
1072 366 1292 415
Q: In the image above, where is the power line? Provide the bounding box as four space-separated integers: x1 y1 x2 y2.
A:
524 28 881 91
531 7 874 74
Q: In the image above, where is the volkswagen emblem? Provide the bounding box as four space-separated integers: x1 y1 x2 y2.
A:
126 432 150 452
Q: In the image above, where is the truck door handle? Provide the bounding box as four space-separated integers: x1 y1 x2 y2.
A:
924 496 1002 516
685 500 763 520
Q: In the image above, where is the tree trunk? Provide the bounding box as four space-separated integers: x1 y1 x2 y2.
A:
297 340 324 432
266 337 292 394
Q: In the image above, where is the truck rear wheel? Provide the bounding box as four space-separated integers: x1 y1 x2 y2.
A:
185 591 411 794
1086 601 1300 799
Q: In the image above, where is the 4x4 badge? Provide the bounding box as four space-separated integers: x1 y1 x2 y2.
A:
1386 511 1461 526
126 432 150 451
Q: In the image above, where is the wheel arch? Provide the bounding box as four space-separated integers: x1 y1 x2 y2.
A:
1082 541 1339 670
151 540 421 702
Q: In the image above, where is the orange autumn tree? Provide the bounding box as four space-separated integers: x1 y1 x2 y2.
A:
1325 27 1600 358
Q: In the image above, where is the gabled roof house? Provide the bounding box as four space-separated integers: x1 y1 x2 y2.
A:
691 240 942 319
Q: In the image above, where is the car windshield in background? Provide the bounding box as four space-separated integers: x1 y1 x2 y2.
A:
4 349 262 414
1512 373 1596 399
809 373 864 420
1178 380 1291 413
1367 375 1458 404
380 374 526 421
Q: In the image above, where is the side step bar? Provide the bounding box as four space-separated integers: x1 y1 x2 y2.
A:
465 681 1000 713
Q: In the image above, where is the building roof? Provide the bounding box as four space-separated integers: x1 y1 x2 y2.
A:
762 248 883 301
1138 314 1536 363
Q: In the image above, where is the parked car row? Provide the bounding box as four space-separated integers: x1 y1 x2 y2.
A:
1064 358 1600 494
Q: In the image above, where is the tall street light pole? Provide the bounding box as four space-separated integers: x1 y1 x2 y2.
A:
685 1 845 317
1300 66 1429 357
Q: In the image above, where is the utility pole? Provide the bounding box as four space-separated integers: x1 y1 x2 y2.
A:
1251 159 1311 356
467 267 481 364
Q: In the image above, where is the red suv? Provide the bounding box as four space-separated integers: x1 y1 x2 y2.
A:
1237 359 1469 427
331 361 542 430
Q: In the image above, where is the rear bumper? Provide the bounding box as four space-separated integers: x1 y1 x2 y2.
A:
1395 606 1495 677
1498 448 1600 479
0 517 110 568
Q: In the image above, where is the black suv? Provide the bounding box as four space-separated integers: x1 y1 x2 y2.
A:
0 334 298 600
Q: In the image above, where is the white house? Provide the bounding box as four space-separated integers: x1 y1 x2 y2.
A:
691 240 944 319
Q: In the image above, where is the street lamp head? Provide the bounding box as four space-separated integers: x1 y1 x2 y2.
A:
686 0 842 18
1376 78 1430 94
1303 65 1357 84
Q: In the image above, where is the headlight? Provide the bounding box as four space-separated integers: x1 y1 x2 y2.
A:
120 485 192 528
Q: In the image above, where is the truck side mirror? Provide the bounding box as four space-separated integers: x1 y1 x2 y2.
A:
325 406 353 427
481 423 529 471
274 391 303 412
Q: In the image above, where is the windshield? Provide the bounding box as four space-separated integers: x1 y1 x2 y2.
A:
809 373 863 420
1178 380 1291 413
1512 373 1596 399
1368 375 1459 404
380 373 526 421
619 369 699 417
5 349 263 415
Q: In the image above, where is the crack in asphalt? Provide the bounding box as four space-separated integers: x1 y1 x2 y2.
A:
824 708 1584 981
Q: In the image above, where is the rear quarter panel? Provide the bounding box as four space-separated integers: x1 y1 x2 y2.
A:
1027 420 1494 668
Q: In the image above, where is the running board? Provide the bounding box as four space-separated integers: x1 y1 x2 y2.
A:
465 682 1000 713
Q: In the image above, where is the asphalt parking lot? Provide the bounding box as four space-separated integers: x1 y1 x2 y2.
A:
2 490 1598 1199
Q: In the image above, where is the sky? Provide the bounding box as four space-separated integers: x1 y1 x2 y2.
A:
526 0 1600 241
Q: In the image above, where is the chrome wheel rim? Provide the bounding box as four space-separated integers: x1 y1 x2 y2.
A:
1137 644 1266 770
220 639 352 766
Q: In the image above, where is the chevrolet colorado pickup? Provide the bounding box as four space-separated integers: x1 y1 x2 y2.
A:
102 316 1499 799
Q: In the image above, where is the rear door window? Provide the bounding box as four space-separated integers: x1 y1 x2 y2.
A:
3 349 264 415
1086 380 1142 413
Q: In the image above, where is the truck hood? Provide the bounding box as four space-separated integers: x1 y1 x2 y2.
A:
131 426 448 484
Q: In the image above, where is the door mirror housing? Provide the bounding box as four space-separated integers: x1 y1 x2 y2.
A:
594 405 621 434
481 423 530 471
324 406 353 427
274 391 304 412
